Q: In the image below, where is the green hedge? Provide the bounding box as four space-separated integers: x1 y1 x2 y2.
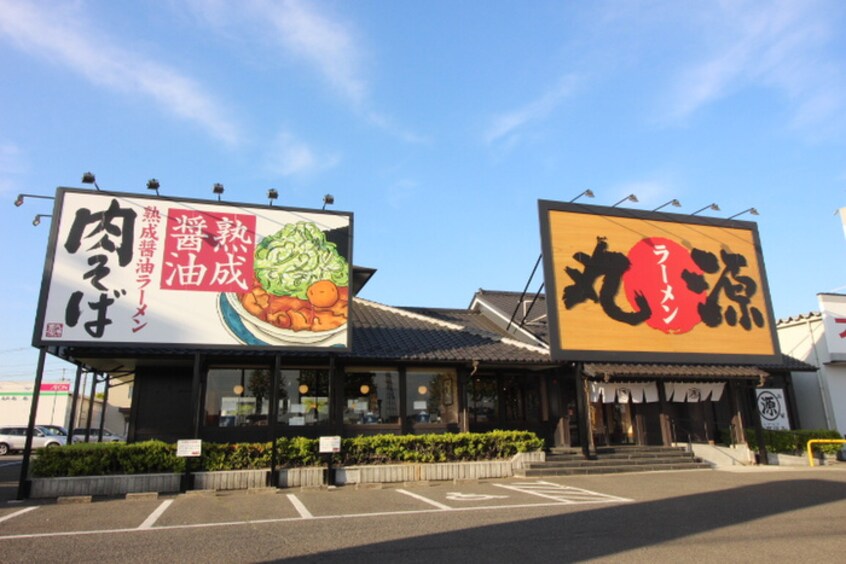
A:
30 431 543 478
745 429 844 456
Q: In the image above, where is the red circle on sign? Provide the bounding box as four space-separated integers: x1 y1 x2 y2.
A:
622 237 705 334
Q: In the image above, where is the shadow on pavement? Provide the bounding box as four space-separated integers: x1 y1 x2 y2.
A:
271 478 846 562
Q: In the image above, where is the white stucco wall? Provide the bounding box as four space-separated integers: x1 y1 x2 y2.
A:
776 312 844 434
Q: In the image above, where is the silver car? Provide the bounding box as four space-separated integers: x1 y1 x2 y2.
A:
0 425 67 455
71 428 125 443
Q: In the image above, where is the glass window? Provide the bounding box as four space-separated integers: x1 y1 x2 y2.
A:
205 367 272 427
467 374 498 424
342 369 400 425
405 370 459 426
502 374 541 423
277 369 330 427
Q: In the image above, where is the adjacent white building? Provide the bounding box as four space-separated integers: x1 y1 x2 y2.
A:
0 382 71 427
776 293 846 435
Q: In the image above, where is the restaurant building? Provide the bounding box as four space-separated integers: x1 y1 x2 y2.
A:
26 189 809 458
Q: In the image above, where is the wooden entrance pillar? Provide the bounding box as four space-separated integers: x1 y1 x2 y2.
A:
728 380 746 445
658 380 672 446
574 364 593 457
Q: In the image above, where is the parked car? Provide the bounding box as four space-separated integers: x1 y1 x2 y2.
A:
39 425 69 437
71 428 125 443
0 425 67 455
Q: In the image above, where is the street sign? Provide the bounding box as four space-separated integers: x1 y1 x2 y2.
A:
177 439 202 457
319 435 341 453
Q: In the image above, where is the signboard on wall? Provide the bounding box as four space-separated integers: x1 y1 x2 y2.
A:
818 293 846 362
0 382 70 427
756 388 791 430
538 200 780 363
33 188 353 351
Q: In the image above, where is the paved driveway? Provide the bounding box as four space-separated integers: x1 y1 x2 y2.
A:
2 465 846 562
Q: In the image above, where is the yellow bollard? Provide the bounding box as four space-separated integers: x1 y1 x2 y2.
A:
806 439 846 467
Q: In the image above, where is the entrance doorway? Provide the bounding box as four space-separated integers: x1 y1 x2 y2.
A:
590 401 635 446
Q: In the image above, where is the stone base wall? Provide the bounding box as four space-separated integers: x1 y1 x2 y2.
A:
30 473 181 499
28 452 543 498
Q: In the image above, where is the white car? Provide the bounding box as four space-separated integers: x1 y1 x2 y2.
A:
71 428 125 443
0 425 67 455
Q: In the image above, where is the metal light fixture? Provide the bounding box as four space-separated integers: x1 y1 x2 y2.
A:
728 207 759 220
322 194 334 210
81 172 100 191
213 183 224 201
653 199 682 212
359 384 370 395
267 188 278 206
233 384 244 396
298 384 309 395
32 214 52 226
611 194 639 207
14 193 54 207
146 178 160 196
417 385 428 395
691 203 720 216
569 189 595 203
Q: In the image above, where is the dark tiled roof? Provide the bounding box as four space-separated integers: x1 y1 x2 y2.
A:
761 354 818 372
472 289 550 343
346 299 551 364
58 298 553 369
473 289 815 373
401 306 509 339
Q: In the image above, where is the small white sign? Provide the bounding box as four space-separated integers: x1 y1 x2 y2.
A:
756 388 790 430
176 439 202 457
319 435 341 453
413 401 428 410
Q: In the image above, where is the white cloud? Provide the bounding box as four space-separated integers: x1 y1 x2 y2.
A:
263 131 339 177
608 179 674 209
258 0 367 106
0 1 241 145
484 75 579 145
665 0 845 132
186 0 423 142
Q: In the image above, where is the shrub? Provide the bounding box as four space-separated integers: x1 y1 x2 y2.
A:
745 429 843 456
31 440 184 477
29 431 544 477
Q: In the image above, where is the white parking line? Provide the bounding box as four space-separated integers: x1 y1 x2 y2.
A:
0 481 632 540
396 489 453 510
286 494 314 519
493 481 632 504
0 506 37 524
138 500 173 529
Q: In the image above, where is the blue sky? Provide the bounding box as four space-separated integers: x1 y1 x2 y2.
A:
1 0 845 382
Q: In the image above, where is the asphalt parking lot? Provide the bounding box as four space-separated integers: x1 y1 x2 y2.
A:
0 478 633 538
2 459 846 563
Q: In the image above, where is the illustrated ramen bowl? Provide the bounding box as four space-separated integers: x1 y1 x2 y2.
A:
222 292 347 345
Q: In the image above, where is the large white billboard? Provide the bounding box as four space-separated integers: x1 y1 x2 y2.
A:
34 189 352 350
819 293 846 362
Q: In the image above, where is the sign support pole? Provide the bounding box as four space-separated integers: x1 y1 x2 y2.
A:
269 354 281 488
67 365 83 440
191 353 202 438
17 347 47 500
84 371 98 442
